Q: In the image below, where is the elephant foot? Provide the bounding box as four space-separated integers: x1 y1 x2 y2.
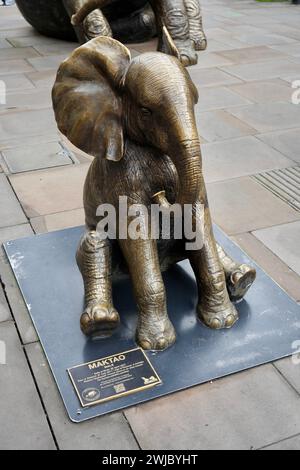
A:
80 301 120 339
198 298 239 330
227 265 257 304
82 10 112 40
137 316 176 351
192 34 207 51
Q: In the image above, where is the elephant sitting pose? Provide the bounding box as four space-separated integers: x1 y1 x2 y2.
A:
52 37 256 351
16 0 207 66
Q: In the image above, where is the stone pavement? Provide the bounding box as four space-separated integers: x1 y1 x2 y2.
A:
0 0 300 450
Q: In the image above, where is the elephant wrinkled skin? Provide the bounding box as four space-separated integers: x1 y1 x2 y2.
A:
15 0 207 66
52 37 256 351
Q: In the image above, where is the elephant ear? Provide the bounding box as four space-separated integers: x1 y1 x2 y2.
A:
52 37 131 161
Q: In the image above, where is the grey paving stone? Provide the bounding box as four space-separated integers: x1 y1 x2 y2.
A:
0 255 38 344
274 358 300 396
0 223 33 258
0 73 34 92
0 284 11 323
0 59 34 74
0 46 40 61
0 133 60 152
0 39 11 48
8 35 75 48
31 208 85 234
202 136 294 183
232 232 300 302
197 109 256 142
0 174 27 228
27 54 72 72
228 79 292 104
217 46 287 64
25 342 138 450
0 109 57 143
0 322 56 449
125 365 300 450
32 43 77 57
1 88 52 114
9 164 89 217
271 42 300 57
190 52 233 69
206 176 300 234
253 221 300 277
2 142 74 173
263 434 300 451
25 70 57 89
196 86 252 112
189 67 243 88
221 60 300 81
234 32 296 47
227 102 300 133
257 129 300 164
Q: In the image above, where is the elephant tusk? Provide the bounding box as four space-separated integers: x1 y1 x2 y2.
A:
152 190 171 208
71 0 113 25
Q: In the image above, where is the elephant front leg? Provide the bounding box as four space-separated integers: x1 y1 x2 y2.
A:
216 244 256 303
76 230 119 338
119 237 176 351
184 0 207 51
188 208 238 329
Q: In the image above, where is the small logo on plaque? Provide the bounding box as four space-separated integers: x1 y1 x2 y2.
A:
68 348 161 408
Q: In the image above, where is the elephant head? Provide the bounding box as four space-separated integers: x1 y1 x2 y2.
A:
52 37 202 206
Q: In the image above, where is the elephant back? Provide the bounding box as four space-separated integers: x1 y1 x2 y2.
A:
15 0 76 41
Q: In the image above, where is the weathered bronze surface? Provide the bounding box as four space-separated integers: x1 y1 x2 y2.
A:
15 0 207 66
52 37 256 351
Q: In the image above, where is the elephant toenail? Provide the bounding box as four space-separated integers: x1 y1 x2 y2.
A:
139 340 152 350
157 338 167 350
225 315 235 327
109 310 119 322
80 313 90 326
231 271 243 285
93 309 106 322
210 318 222 329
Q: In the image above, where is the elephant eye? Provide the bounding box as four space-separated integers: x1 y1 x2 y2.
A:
141 107 152 117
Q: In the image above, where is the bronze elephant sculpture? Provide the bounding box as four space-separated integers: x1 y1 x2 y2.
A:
52 37 256 351
16 0 207 66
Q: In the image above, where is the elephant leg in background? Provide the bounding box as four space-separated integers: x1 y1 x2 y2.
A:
119 235 176 351
63 0 111 43
151 0 197 66
184 0 207 51
188 196 239 330
111 4 156 44
217 244 257 304
76 229 120 337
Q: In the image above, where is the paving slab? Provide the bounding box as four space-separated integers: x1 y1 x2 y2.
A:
0 284 11 323
233 32 296 47
27 54 74 72
271 42 300 57
0 46 40 60
25 342 138 450
232 232 300 302
0 132 60 152
7 35 75 48
25 70 57 89
9 164 89 217
196 110 256 142
2 141 74 173
0 73 34 92
202 136 294 183
0 108 57 142
216 46 287 64
0 254 38 345
207 176 300 234
228 79 292 104
0 58 34 74
1 88 52 114
221 60 300 82
0 223 33 258
31 208 85 234
0 322 56 450
253 221 300 277
263 434 300 451
257 128 300 164
189 67 243 88
227 102 300 133
125 365 300 450
196 86 252 112
0 174 27 227
274 358 300 397
32 43 77 57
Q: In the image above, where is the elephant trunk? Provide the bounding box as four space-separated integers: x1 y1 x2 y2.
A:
71 0 114 25
171 138 203 207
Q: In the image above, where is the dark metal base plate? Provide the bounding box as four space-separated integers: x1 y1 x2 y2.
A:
4 226 300 422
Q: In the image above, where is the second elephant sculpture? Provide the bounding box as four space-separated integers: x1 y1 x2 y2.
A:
15 0 207 66
52 37 256 351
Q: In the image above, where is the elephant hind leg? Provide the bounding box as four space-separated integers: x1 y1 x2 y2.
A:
111 5 156 44
217 244 256 303
76 230 120 338
185 0 207 51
